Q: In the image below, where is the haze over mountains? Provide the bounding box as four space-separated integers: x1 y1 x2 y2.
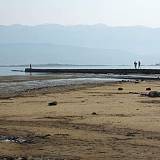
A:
0 24 159 65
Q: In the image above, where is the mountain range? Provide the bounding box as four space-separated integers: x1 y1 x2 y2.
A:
0 24 159 65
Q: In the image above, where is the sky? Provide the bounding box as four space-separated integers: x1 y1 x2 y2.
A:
0 0 160 27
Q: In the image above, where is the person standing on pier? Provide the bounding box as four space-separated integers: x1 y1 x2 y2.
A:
29 64 32 73
138 61 141 69
134 61 137 69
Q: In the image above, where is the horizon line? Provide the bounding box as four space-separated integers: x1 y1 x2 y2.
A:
0 23 159 29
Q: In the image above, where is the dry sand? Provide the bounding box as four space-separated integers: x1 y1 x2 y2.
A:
0 80 160 159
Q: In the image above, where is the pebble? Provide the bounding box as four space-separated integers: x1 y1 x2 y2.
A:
48 101 58 106
118 87 123 91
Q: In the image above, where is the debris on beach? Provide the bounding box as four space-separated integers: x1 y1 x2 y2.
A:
0 156 27 160
48 101 58 106
146 87 151 91
0 135 30 144
140 91 160 97
0 134 51 145
148 91 160 97
118 87 123 91
135 80 140 84
91 112 97 115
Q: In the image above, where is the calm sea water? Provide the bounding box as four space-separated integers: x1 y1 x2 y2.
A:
1 65 160 76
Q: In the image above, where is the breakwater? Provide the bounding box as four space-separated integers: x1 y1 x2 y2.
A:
25 68 160 74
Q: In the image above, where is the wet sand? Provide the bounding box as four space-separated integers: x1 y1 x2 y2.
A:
0 74 121 99
0 79 160 159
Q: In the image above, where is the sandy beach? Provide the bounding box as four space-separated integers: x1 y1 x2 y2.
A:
0 78 160 159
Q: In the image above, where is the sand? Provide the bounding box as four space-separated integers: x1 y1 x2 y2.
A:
0 80 160 159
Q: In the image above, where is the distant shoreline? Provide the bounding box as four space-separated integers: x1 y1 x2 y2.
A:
0 64 131 67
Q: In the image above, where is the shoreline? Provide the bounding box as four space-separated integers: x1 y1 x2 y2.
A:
0 73 159 99
0 73 122 99
0 72 160 83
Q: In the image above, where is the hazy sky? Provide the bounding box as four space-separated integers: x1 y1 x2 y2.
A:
0 0 160 27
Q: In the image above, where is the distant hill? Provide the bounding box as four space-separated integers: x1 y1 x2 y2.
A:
0 24 159 65
0 43 135 65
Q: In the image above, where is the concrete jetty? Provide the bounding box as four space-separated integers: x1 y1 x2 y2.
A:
25 68 160 75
